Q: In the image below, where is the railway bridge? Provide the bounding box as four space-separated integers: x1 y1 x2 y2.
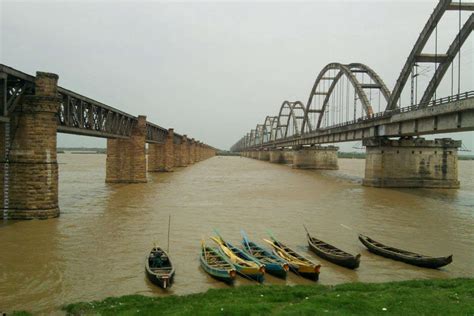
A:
0 66 216 220
231 0 474 189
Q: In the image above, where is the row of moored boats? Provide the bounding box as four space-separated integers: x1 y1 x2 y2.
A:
146 228 453 289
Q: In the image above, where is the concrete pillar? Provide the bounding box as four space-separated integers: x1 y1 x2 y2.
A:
0 72 61 219
293 146 339 169
363 137 460 188
148 143 165 172
269 150 284 163
106 115 147 183
163 128 175 171
258 150 270 161
282 150 294 164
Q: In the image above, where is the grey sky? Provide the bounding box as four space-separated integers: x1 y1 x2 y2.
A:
1 0 473 151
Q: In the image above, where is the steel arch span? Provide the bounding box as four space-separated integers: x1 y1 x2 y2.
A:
388 0 474 110
231 0 474 152
275 100 306 140
302 62 391 133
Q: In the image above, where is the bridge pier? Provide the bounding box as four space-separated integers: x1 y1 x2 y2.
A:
162 128 175 171
0 72 61 219
282 150 294 164
258 150 270 161
148 143 165 172
106 115 147 183
292 145 339 170
188 138 196 164
177 135 189 167
269 149 284 163
173 135 188 168
195 142 201 162
363 137 460 188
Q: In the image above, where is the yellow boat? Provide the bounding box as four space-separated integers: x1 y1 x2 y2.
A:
211 235 265 282
264 237 320 281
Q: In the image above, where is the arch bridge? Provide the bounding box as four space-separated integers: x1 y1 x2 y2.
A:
232 0 474 189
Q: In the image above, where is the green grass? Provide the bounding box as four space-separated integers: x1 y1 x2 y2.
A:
63 278 474 315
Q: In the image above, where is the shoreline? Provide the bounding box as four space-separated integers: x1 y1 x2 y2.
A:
37 278 474 315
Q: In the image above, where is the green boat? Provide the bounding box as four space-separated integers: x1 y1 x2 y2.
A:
241 230 289 278
211 235 265 282
200 241 237 284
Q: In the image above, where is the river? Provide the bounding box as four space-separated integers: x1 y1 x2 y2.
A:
1 155 473 313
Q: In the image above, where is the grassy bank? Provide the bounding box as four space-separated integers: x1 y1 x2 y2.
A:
64 278 473 315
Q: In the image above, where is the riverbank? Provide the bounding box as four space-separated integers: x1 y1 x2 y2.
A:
63 278 473 315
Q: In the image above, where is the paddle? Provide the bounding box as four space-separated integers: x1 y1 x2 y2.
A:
201 238 208 262
340 223 363 236
303 224 310 236
241 229 252 254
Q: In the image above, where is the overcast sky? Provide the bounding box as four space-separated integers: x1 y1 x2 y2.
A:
1 0 473 151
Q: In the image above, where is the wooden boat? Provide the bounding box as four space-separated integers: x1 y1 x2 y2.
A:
211 235 265 282
264 236 321 281
145 246 175 289
305 227 360 269
241 231 289 278
358 234 453 269
200 241 237 283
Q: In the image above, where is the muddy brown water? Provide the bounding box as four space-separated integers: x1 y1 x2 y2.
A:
1 155 473 313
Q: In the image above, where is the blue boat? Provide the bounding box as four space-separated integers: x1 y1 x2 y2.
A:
200 241 237 284
241 231 289 278
211 234 265 282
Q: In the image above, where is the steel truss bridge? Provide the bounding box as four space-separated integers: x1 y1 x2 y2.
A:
0 65 206 147
231 0 474 152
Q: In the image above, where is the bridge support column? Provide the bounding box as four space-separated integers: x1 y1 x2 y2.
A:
363 137 460 188
282 150 294 164
188 138 195 164
177 135 188 167
197 142 203 161
162 128 175 171
1 72 61 219
269 149 284 163
106 115 147 183
174 138 181 167
258 150 270 161
292 145 339 169
148 143 165 172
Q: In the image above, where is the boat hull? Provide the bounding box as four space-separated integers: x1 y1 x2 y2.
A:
358 235 452 269
145 247 175 289
145 266 174 289
265 263 288 278
215 247 265 282
241 240 288 279
307 239 360 269
199 256 235 284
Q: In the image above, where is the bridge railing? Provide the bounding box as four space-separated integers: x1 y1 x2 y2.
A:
316 91 474 132
249 91 474 149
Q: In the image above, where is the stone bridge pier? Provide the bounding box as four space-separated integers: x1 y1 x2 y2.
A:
257 150 270 161
147 128 175 172
292 145 339 170
363 137 460 188
0 72 61 219
106 115 147 183
269 149 284 163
